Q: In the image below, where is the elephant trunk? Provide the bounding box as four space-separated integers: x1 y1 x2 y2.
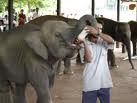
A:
66 42 79 50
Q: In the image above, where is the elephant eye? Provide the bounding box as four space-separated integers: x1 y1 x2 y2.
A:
55 32 63 41
55 32 61 37
55 32 66 44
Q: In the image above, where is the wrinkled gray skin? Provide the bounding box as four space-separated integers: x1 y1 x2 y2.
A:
0 21 78 103
29 15 78 27
29 15 78 74
0 15 96 103
96 17 134 69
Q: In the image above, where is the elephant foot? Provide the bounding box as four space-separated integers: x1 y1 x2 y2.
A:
63 70 74 75
57 70 74 75
0 92 13 103
58 72 64 75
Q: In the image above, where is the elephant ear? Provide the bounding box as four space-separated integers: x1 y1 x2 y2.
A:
25 31 48 60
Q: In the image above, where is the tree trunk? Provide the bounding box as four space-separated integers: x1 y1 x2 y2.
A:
27 0 31 13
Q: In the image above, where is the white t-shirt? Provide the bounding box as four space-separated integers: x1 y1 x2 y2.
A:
80 37 113 92
33 12 40 19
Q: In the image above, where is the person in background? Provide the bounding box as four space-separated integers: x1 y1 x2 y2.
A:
28 9 34 21
33 7 40 19
18 9 26 26
13 9 18 27
77 16 114 103
3 15 9 31
0 20 4 32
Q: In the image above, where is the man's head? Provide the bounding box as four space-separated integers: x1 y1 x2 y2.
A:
97 19 104 33
21 9 24 14
36 8 39 13
86 21 103 43
97 23 103 33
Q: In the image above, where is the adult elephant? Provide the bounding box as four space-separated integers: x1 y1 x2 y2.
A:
0 15 97 103
128 21 137 56
96 17 134 69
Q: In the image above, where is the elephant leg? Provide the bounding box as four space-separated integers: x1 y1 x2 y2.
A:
0 80 13 103
124 39 135 69
27 62 52 103
48 70 55 88
107 49 117 69
107 50 112 66
26 60 53 103
56 60 62 75
31 74 52 103
122 43 126 53
116 41 119 48
110 50 116 66
63 59 73 74
132 41 137 56
0 69 13 103
76 53 82 64
14 84 26 103
107 51 110 66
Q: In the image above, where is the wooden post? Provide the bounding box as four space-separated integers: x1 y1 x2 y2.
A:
57 0 61 16
116 0 120 48
8 0 13 30
91 0 95 16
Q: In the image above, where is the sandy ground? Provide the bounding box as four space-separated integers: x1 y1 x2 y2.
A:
25 47 137 103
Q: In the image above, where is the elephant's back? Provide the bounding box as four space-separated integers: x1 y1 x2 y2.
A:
96 17 117 34
28 15 78 27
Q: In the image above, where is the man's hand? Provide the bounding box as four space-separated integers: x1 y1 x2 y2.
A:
85 26 98 37
75 38 85 44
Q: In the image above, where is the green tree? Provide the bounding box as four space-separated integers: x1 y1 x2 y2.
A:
0 0 56 13
0 0 8 12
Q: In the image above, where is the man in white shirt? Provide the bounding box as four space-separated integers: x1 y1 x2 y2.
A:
77 17 114 103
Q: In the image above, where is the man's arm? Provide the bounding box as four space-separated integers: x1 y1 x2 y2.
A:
76 39 92 63
86 26 114 44
98 32 114 44
83 41 92 62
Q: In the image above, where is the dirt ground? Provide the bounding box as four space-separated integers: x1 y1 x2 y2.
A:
25 47 137 103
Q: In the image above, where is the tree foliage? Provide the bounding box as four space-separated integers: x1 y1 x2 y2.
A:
0 0 7 12
0 0 56 13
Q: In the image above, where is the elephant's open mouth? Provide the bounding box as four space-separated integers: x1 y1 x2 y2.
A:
67 43 77 49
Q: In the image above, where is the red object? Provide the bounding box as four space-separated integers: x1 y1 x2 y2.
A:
18 13 26 26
